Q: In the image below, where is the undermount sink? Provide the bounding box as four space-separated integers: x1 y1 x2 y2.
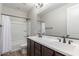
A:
71 43 79 48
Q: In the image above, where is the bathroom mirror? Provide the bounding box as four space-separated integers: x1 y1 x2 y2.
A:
40 3 67 37
67 4 79 39
40 3 79 39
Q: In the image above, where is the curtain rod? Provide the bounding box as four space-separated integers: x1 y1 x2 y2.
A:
1 13 27 19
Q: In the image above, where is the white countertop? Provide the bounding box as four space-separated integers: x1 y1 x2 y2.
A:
27 36 79 56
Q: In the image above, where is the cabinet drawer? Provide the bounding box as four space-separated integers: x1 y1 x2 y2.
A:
35 49 41 56
55 52 65 56
27 39 31 56
30 40 34 56
34 42 42 56
35 42 41 50
42 46 54 56
47 48 54 54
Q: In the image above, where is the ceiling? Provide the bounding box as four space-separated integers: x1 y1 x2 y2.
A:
38 3 67 16
2 3 33 12
2 3 67 15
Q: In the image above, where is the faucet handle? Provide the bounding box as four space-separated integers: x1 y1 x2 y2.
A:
68 40 73 44
57 37 62 42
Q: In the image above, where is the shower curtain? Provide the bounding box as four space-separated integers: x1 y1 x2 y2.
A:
2 15 12 53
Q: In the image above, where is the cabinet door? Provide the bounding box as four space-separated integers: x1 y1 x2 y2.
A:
27 38 31 56
34 42 42 56
55 51 65 56
42 46 55 56
30 40 34 56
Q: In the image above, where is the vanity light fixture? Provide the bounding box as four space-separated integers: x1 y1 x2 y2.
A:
34 3 43 8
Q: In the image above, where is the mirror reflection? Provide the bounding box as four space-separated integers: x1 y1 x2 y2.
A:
38 3 79 39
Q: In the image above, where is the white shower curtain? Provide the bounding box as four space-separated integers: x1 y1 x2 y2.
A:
2 15 12 53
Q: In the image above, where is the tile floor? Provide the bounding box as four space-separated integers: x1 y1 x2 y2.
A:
1 49 27 56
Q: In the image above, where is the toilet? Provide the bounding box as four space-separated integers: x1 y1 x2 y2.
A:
20 44 27 54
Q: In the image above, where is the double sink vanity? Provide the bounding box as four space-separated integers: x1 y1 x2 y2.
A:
27 36 79 56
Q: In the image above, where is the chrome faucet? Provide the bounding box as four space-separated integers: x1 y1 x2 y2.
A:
62 36 66 43
62 35 70 43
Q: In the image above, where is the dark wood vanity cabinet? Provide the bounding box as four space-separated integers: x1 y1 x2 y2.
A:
27 38 31 56
55 51 65 56
42 46 55 56
27 38 65 56
27 38 35 56
30 40 34 56
34 43 42 56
